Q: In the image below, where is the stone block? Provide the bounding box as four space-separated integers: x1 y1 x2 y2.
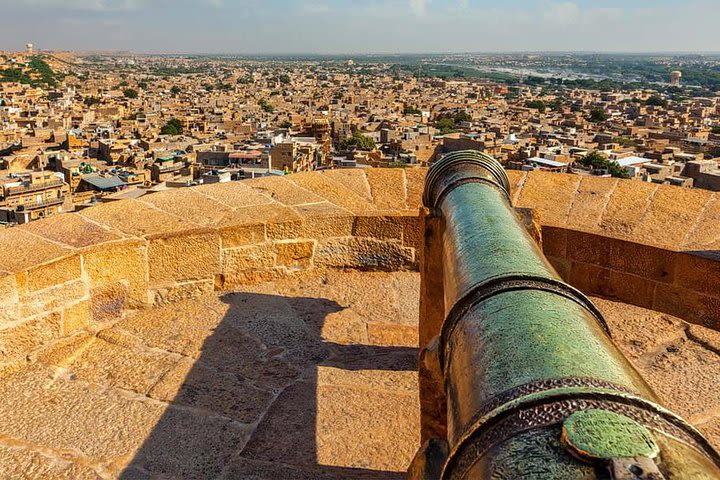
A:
224 243 275 272
35 333 94 367
67 332 178 395
274 240 315 270
248 175 327 205
542 226 568 259
0 312 62 362
148 230 221 284
567 232 675 284
80 199 194 236
0 273 19 313
90 281 129 323
653 284 720 331
288 173 378 214
674 252 720 298
152 279 215 305
365 168 408 211
515 171 580 227
684 194 720 249
401 215 423 251
18 280 87 318
405 167 428 209
607 270 657 309
220 222 266 248
323 168 373 201
82 240 147 303
63 300 90 334
19 213 123 248
352 215 404 240
140 188 234 227
315 237 415 270
265 210 354 240
506 170 527 202
633 184 711 249
599 179 658 239
25 255 81 292
0 228 73 274
194 180 274 208
567 176 618 231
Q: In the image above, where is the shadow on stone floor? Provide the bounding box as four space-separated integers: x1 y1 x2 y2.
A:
119 292 418 480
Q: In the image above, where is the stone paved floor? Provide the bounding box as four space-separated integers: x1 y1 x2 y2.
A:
0 270 718 479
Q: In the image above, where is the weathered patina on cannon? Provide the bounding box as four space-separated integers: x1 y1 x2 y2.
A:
411 150 720 479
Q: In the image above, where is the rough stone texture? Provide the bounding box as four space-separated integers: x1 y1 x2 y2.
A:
684 193 720 250
365 168 408 211
140 188 235 227
0 271 717 479
515 170 580 226
566 176 618 231
148 230 221 285
83 241 148 304
79 199 195 236
4 169 720 360
0 270 424 479
287 172 379 214
19 213 124 248
193 180 274 208
598 180 658 239
323 169 373 202
315 237 415 270
25 254 82 293
0 228 74 274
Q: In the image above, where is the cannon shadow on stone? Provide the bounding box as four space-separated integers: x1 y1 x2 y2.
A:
119 291 418 479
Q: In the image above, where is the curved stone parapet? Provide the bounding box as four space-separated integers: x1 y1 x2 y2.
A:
0 167 719 366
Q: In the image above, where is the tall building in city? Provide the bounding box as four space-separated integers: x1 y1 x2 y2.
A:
670 70 682 86
26 43 33 55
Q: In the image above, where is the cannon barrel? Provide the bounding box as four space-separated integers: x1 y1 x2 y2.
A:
419 151 720 479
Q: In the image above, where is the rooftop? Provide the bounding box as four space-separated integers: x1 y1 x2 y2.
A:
0 168 719 478
0 269 718 479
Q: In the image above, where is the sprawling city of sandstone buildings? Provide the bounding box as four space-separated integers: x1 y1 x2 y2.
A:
1 45 720 479
1 47 720 225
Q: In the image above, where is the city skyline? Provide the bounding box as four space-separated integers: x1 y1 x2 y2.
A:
1 0 719 54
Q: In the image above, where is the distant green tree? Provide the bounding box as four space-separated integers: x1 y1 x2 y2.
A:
83 96 101 106
403 106 422 115
123 88 139 99
258 99 275 113
579 151 630 179
453 111 472 123
118 81 129 87
588 108 608 123
436 118 457 135
278 74 291 84
645 95 668 108
525 100 547 113
138 81 148 89
160 118 183 136
171 86 181 94
712 126 720 135
340 131 376 151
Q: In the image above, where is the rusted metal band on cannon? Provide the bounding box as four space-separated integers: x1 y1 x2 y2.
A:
441 377 720 479
443 393 720 480
437 274 610 374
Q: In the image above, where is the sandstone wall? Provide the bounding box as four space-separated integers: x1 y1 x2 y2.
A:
1 167 719 366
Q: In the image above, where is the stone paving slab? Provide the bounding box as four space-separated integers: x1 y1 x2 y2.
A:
0 271 718 479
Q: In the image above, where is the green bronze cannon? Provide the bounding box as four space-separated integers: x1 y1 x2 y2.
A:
411 150 720 479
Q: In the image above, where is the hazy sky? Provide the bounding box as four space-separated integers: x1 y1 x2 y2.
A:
0 0 718 54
